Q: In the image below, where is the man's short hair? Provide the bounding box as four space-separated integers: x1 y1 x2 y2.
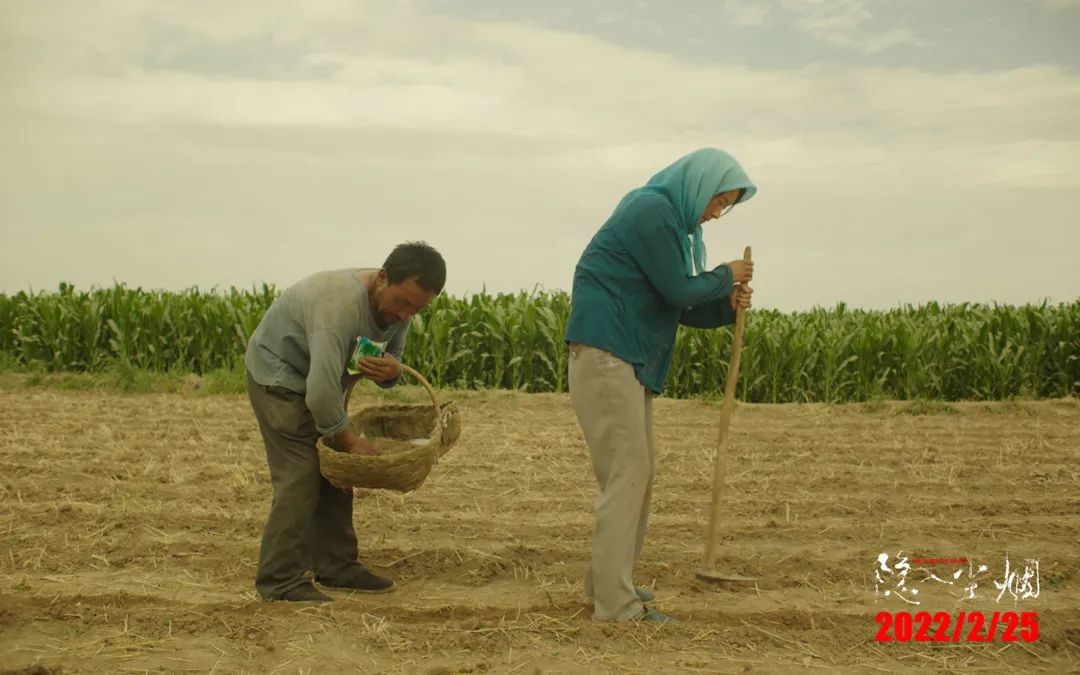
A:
383 241 446 294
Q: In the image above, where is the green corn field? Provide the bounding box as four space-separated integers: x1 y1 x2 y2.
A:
0 283 1076 402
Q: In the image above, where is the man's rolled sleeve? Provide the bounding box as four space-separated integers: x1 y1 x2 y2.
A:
305 327 350 436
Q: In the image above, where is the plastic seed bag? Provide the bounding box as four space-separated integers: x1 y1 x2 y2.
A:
347 336 387 374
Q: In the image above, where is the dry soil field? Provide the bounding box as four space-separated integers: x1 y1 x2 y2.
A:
1 381 1078 674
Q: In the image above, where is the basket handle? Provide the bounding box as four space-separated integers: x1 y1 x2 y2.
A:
343 364 441 418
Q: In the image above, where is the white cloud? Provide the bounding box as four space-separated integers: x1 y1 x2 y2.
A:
779 0 930 54
722 0 772 27
0 1 1077 309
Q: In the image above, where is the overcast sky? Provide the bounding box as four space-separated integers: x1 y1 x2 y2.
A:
1 0 1078 311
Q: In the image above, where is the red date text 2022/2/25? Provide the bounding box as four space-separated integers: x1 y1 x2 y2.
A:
875 611 1038 643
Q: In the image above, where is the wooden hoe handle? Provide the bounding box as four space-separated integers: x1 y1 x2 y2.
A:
702 246 752 568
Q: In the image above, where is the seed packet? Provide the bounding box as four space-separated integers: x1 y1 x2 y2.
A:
347 336 387 374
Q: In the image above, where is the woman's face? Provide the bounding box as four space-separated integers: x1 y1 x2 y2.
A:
700 189 743 223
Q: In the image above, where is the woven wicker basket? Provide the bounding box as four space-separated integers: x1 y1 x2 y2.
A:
317 365 461 492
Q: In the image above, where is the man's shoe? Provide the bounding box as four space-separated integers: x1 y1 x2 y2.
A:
272 583 331 603
636 607 680 624
316 567 395 594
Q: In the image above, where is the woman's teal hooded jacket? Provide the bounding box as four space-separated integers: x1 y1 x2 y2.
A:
565 148 757 393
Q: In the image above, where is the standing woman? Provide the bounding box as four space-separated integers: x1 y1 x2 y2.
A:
566 147 757 623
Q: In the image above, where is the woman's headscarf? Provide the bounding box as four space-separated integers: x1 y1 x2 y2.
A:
644 148 757 276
